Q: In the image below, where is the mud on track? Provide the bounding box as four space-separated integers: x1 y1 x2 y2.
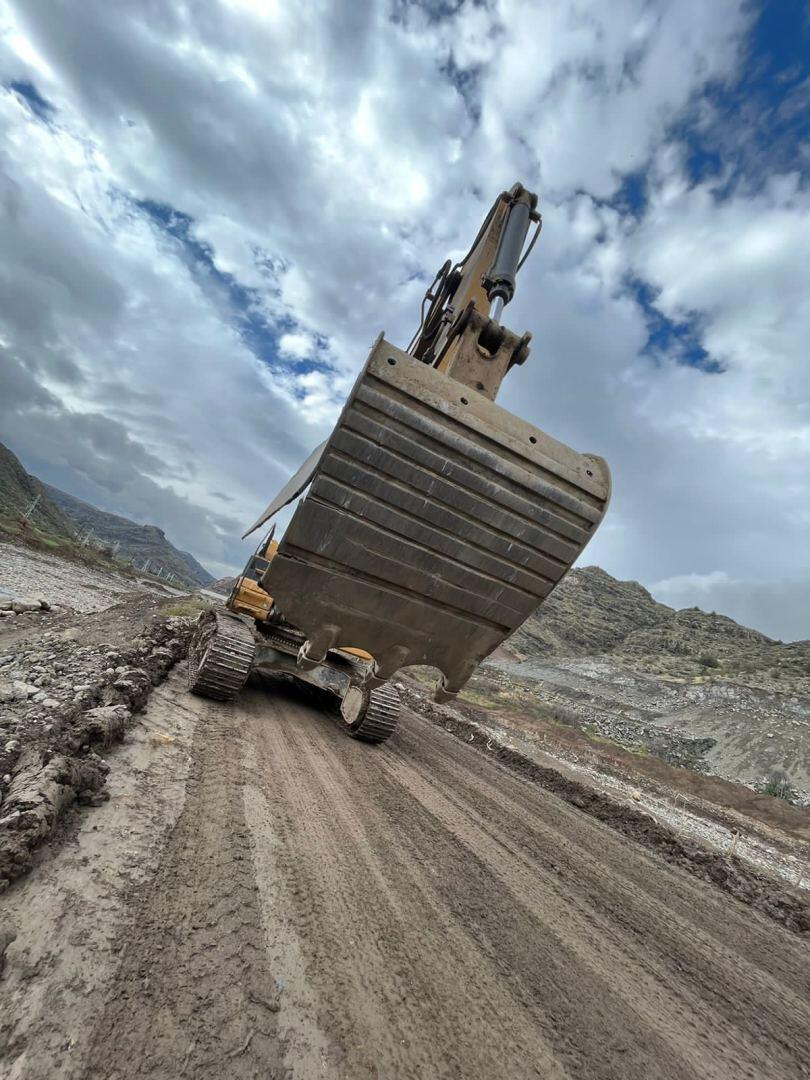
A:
3 671 810 1079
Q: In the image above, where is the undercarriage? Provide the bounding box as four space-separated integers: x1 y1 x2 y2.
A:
188 607 401 743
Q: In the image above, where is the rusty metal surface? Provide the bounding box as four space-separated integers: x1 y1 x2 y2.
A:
433 304 530 400
253 644 354 698
263 336 610 695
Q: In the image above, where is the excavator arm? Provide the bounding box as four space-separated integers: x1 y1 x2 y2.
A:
409 182 540 400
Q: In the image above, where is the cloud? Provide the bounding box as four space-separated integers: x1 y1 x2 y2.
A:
0 0 807 638
278 331 317 362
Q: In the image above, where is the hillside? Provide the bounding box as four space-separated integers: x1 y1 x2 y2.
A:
43 484 214 588
209 576 237 595
512 566 810 684
485 566 810 802
0 443 76 539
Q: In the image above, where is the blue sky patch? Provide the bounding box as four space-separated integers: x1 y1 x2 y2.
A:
630 278 721 374
8 79 55 122
134 198 329 380
677 0 810 194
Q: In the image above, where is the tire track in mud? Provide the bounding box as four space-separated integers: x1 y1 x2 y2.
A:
56 677 810 1080
391 722 810 1019
82 697 282 1080
238 685 810 1080
246 688 566 1079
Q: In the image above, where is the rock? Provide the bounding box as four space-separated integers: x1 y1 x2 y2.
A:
12 599 43 614
0 924 16 975
0 600 12 611
0 610 15 619
79 705 131 748
11 681 38 700
37 599 51 611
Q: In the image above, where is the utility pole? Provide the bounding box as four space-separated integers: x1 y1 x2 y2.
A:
22 494 40 521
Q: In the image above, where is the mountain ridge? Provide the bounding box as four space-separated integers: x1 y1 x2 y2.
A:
43 484 214 587
0 442 76 539
512 565 810 684
0 439 214 588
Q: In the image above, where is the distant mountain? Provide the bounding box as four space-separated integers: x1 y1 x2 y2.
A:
209 576 237 596
43 484 214 588
176 548 218 587
0 442 76 538
511 566 810 681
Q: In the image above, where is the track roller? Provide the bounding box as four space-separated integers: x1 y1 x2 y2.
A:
188 608 256 701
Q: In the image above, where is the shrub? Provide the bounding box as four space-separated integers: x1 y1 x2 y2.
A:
760 770 798 803
698 655 719 669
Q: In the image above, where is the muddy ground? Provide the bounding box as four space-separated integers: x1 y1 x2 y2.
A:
1 671 808 1079
0 562 809 1078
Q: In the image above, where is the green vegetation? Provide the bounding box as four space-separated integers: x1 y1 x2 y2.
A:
698 655 720 669
162 597 211 618
759 771 798 804
0 511 136 578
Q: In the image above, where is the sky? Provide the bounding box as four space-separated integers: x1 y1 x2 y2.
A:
0 0 808 640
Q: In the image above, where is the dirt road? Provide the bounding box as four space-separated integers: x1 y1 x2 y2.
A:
3 671 809 1079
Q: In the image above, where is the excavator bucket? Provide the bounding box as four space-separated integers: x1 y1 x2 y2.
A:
260 333 611 699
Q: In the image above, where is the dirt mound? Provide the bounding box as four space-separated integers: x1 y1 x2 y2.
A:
0 615 194 889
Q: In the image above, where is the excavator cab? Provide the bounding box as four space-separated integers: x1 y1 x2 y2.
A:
188 184 610 743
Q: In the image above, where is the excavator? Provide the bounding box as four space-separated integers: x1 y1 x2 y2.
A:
187 183 611 743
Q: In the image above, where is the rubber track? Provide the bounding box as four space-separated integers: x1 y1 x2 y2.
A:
350 683 400 743
188 611 255 701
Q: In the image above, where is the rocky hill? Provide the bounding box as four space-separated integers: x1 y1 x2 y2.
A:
0 440 214 589
0 443 76 539
492 567 810 803
43 485 214 588
512 566 810 684
209 576 237 595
